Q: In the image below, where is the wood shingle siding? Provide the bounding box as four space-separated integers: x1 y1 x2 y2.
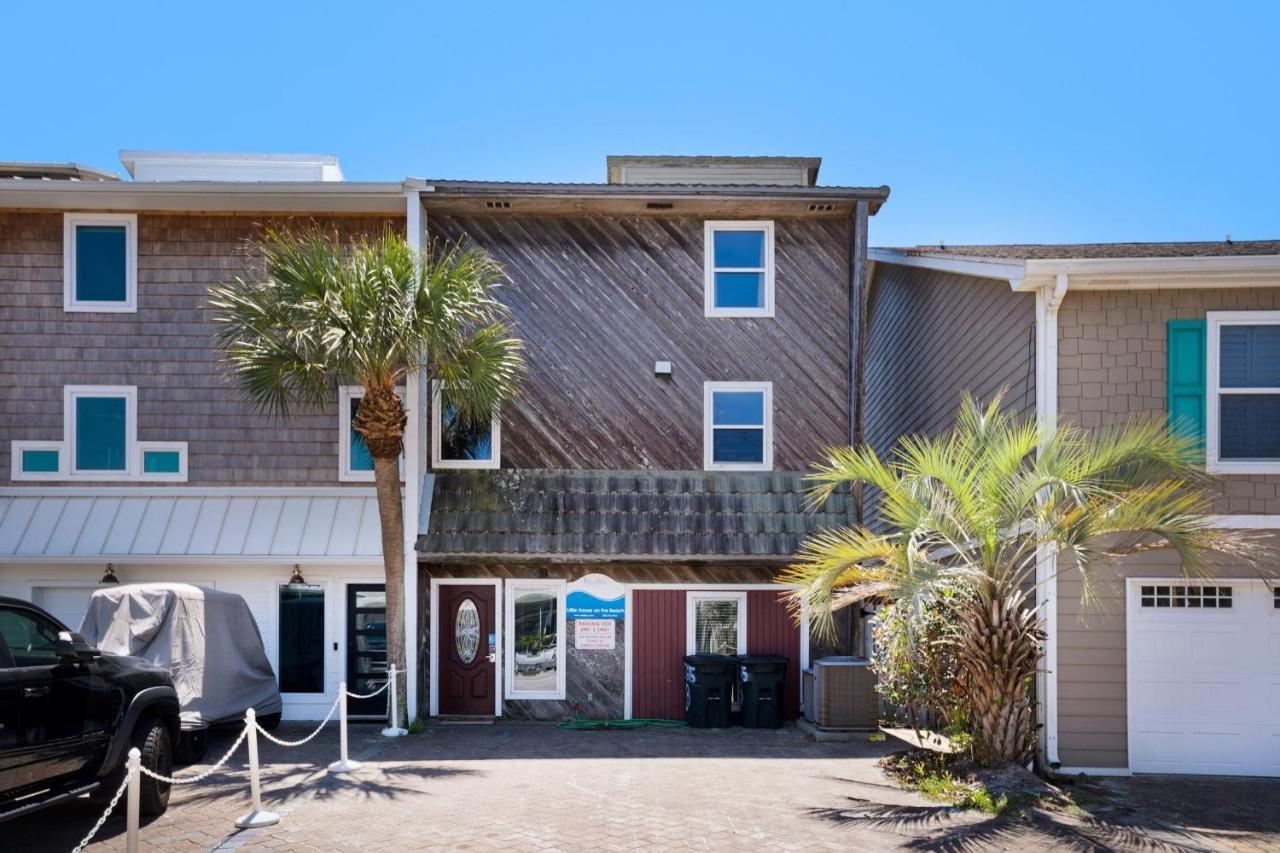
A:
425 214 851 471
0 212 400 486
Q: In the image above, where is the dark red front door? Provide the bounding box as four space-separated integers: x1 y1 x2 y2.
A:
439 584 496 716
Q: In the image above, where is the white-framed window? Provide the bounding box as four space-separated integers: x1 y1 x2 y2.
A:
686 591 748 656
504 579 566 700
431 381 501 470
63 213 138 313
1207 311 1280 474
704 220 775 318
278 582 327 695
703 381 772 471
10 385 187 482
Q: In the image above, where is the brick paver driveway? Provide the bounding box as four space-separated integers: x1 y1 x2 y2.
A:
14 722 1280 851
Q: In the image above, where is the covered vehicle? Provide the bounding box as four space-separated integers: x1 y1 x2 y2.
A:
79 583 282 763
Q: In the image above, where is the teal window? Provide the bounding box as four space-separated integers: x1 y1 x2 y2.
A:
21 449 59 473
75 396 128 471
705 222 774 317
75 225 128 303
143 450 181 474
349 396 374 472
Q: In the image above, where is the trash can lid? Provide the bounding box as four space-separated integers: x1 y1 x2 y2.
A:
683 653 737 665
735 654 790 665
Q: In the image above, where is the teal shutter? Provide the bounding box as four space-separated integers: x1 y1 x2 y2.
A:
1167 319 1207 458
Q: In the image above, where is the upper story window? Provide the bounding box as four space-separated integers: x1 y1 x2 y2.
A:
703 381 773 471
10 385 186 482
431 381 500 470
704 221 775 318
1207 311 1280 474
63 213 137 313
339 386 404 482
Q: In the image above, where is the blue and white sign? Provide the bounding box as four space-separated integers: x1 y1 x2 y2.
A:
566 573 626 620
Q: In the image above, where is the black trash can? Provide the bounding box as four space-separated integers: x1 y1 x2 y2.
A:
736 654 789 728
683 654 736 728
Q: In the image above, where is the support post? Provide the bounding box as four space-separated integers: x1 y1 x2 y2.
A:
381 664 408 737
328 682 362 773
125 747 141 853
235 708 280 829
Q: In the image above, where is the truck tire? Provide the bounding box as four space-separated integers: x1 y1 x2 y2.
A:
132 716 173 816
258 712 282 731
175 729 209 764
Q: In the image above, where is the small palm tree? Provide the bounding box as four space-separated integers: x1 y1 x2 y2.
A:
210 227 523 727
782 395 1259 765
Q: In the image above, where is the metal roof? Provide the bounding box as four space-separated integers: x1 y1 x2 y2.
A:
0 489 383 560
877 240 1280 260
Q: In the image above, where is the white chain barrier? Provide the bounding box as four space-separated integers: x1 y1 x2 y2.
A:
138 725 250 785
254 695 340 748
69 769 131 853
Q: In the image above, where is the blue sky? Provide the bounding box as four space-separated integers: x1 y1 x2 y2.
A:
3 1 1276 247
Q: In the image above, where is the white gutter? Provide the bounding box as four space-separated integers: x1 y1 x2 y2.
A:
866 248 1027 288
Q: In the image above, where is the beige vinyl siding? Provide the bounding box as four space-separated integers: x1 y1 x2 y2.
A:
864 263 1036 457
1058 288 1280 513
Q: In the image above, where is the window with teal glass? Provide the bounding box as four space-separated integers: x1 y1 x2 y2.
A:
349 396 374 471
75 396 128 471
143 450 181 474
21 449 59 473
64 213 136 312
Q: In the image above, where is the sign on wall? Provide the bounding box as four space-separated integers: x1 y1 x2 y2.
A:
574 618 616 650
566 573 626 620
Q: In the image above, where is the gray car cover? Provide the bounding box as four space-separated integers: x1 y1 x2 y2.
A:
80 583 283 729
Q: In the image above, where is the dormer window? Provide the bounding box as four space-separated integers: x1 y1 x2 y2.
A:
63 213 137 312
704 221 774 318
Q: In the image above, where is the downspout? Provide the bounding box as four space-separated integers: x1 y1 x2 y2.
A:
1035 272 1068 769
849 201 870 523
402 188 425 721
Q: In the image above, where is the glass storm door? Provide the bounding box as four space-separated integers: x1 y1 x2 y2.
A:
346 585 388 718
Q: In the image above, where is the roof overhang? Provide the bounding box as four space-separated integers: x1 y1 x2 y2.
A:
870 248 1280 292
0 179 408 214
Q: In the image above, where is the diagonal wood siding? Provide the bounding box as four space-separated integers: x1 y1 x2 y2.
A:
747 589 803 719
426 214 851 471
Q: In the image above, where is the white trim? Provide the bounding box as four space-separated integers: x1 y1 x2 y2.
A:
403 190 425 722
503 578 568 700
338 385 406 482
430 381 501 470
703 381 773 471
63 212 137 313
136 441 189 482
867 248 1026 289
277 579 332 704
623 586 634 720
685 590 748 655
1209 514 1280 529
0 486 377 498
1205 311 1280 474
10 440 67 482
65 385 138 479
704 220 775 318
428 578 503 717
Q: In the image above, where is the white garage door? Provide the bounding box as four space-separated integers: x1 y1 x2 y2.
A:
1128 579 1280 776
33 586 99 632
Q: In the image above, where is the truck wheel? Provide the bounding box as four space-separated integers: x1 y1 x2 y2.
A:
258 712 282 731
174 729 209 764
133 717 173 816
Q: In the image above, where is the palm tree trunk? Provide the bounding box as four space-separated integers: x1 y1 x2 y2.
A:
372 455 408 729
958 585 1041 765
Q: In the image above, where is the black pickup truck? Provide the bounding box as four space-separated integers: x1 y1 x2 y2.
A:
0 596 178 822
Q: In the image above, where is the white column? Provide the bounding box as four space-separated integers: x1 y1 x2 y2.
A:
402 189 425 721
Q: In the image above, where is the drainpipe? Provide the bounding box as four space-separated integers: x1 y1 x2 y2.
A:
1035 272 1068 769
402 188 426 721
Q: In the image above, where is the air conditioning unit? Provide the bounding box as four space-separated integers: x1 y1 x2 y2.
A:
803 657 877 730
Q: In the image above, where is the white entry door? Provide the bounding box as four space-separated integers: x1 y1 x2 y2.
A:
1127 579 1280 776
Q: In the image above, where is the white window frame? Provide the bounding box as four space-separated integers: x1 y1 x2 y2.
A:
703 381 773 471
11 385 186 482
338 385 405 482
685 590 748 655
63 212 138 313
431 380 501 470
1206 311 1280 474
503 578 567 701
704 220 775 318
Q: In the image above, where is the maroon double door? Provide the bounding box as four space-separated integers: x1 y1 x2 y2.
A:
438 584 496 716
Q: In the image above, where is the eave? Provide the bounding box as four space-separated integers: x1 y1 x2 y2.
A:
0 179 409 215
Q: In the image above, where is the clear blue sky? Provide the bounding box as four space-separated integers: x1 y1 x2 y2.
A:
3 1 1275 247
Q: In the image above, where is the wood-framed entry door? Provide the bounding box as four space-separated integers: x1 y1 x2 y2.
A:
438 584 497 716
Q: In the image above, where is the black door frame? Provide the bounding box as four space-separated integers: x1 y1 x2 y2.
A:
345 584 388 718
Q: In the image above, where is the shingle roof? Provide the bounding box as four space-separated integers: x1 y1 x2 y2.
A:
417 470 853 560
882 240 1280 260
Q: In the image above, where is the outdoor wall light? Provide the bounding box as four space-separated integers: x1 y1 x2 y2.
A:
654 360 673 377
100 563 119 584
288 564 307 586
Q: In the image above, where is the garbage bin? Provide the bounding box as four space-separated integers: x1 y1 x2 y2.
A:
736 654 789 728
683 654 736 728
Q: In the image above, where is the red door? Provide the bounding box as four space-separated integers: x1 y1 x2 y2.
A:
439 585 496 716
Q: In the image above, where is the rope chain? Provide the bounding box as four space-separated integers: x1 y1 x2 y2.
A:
345 679 391 700
254 695 340 747
138 724 250 785
69 772 131 853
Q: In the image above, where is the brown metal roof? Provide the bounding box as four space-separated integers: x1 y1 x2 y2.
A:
882 240 1280 260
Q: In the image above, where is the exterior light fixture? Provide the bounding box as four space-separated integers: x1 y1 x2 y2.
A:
288 564 306 586
100 563 119 584
654 360 673 377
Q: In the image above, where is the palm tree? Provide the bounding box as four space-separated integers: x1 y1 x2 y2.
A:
210 227 523 728
782 394 1260 765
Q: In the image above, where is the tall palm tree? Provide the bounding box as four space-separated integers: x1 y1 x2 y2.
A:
782 395 1260 765
210 227 523 728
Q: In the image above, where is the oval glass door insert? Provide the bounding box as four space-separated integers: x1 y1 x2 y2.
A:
455 599 481 664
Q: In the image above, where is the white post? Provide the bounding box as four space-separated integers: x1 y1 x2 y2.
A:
381 664 408 737
328 682 362 773
235 708 280 828
125 747 141 853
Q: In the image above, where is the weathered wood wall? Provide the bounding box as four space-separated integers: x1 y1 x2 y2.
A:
425 214 852 471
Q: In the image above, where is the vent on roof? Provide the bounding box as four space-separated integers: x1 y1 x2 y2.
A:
808 203 836 212
485 200 512 209
646 202 674 210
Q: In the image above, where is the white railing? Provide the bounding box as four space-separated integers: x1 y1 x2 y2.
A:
70 664 406 853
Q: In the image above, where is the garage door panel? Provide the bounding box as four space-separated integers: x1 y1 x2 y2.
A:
1131 629 1190 667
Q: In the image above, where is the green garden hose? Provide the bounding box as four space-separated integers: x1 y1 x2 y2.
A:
555 716 687 730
